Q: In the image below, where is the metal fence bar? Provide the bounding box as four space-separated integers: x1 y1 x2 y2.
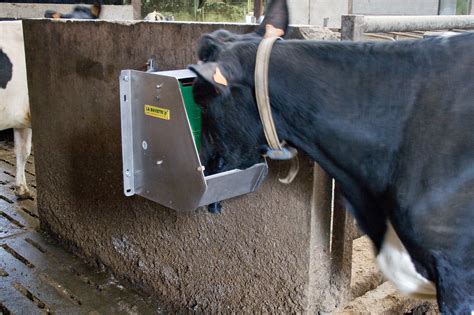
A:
342 14 474 40
364 15 474 33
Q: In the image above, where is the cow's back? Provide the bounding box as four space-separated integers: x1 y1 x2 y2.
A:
0 20 30 130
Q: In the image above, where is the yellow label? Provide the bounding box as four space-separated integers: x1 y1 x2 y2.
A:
144 105 170 120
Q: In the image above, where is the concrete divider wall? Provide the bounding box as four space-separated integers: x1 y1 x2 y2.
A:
23 20 350 312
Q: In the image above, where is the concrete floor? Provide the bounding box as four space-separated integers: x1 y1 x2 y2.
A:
0 140 160 315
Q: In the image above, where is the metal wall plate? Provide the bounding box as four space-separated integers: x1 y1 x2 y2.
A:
199 163 268 207
120 69 268 212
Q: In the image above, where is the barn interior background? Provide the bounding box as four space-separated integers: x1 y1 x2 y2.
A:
1 0 472 23
0 0 473 313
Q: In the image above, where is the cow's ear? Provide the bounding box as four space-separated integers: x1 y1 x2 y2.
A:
189 62 229 106
189 62 229 88
255 0 289 38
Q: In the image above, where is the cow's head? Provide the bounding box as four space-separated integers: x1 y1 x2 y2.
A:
189 0 289 175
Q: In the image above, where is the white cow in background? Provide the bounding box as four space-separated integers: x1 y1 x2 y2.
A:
144 10 165 21
0 21 32 199
144 10 174 21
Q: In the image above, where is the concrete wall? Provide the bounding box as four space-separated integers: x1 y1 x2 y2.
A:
289 0 444 28
23 20 351 313
352 0 439 15
289 0 349 28
0 3 134 20
438 0 457 14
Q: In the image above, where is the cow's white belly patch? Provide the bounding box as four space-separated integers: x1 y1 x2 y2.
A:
376 222 437 298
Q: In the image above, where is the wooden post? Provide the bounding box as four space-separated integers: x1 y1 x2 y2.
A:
330 184 354 306
254 0 263 19
308 166 354 312
131 0 141 20
348 0 353 14
307 164 334 312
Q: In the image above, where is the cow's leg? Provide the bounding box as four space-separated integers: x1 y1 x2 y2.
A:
434 254 474 314
13 127 32 199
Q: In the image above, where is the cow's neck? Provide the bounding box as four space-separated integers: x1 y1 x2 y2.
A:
262 40 420 245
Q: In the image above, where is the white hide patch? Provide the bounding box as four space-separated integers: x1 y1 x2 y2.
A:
0 21 31 130
376 222 437 299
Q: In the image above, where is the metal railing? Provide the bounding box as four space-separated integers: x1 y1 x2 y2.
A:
341 14 474 41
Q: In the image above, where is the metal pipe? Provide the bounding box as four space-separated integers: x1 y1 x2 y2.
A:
342 14 474 41
363 15 474 33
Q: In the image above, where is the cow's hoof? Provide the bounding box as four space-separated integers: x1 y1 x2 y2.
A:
207 202 222 214
14 185 33 200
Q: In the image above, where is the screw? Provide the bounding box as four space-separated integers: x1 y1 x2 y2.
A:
197 166 205 172
156 160 163 165
156 84 163 89
123 75 129 82
125 169 131 177
142 141 148 150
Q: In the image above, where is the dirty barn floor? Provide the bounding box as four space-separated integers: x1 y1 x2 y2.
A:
0 140 160 314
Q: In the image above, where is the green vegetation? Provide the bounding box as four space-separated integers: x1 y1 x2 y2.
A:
142 0 259 22
456 0 472 14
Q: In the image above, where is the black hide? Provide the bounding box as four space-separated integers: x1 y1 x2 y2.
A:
0 49 13 89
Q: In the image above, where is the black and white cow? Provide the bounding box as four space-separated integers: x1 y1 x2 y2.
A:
0 21 32 199
44 3 101 19
0 8 103 199
189 0 474 313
